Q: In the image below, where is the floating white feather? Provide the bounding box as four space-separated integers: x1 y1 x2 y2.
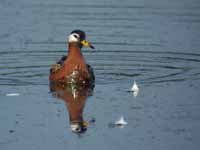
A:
131 80 139 97
115 116 128 127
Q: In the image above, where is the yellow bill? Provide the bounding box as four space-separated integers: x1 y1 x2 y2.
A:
81 40 95 49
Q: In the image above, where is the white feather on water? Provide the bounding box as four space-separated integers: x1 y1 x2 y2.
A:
114 116 128 128
130 80 139 97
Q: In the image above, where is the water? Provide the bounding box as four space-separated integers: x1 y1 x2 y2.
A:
0 0 200 149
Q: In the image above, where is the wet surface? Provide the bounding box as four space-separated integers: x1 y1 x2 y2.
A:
0 0 200 150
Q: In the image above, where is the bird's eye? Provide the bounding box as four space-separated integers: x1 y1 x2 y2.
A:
73 34 78 39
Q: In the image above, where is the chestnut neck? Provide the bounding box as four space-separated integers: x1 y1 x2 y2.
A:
68 42 83 57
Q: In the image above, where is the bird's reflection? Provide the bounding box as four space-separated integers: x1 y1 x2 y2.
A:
49 82 94 134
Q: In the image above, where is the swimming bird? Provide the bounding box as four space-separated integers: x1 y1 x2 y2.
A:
49 30 95 86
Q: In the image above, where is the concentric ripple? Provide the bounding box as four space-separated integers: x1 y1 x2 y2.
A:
0 1 200 86
87 49 200 84
0 46 200 86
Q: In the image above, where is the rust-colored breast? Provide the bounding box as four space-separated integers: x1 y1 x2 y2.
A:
49 43 94 85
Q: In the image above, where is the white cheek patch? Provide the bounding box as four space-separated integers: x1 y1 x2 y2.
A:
68 33 79 42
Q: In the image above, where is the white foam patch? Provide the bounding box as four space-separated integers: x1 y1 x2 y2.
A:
6 93 20 96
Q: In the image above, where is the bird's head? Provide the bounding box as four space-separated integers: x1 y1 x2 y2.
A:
68 30 94 49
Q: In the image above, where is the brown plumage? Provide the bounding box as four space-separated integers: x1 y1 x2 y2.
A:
49 30 95 86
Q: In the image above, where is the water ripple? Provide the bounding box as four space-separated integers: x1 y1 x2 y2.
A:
0 48 199 86
0 1 200 86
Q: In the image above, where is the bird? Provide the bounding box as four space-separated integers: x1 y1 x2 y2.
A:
49 30 95 86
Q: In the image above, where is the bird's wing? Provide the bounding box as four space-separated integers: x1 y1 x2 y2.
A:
57 55 67 65
50 55 67 73
87 64 95 81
